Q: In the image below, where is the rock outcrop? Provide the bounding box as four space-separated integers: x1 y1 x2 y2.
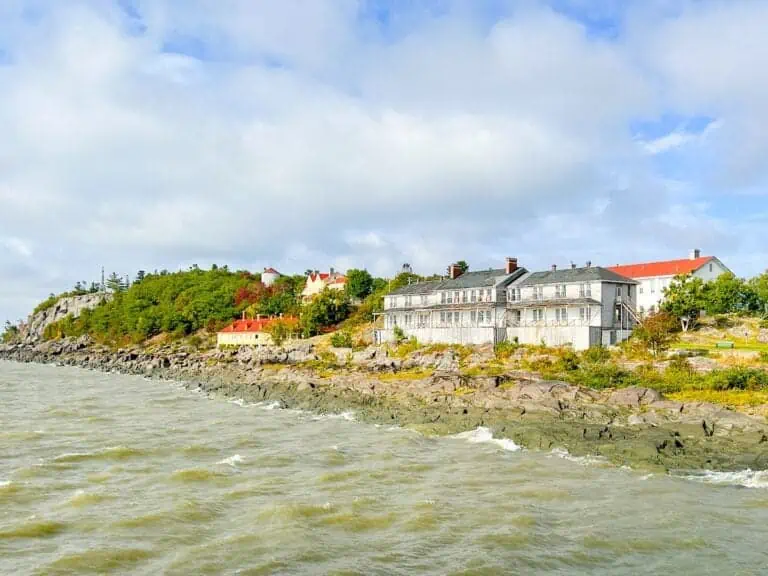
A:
2 339 768 473
21 293 112 342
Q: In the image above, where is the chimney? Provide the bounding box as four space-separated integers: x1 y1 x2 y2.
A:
448 263 463 280
586 260 592 268
551 264 557 272
330 267 335 275
571 262 576 269
689 249 701 260
505 257 518 274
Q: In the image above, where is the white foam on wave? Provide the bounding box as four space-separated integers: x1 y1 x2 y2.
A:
452 427 521 452
258 401 283 411
312 411 356 422
677 469 768 489
218 454 244 467
549 447 608 466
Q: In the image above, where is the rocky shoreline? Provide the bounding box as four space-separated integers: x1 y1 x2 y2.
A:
2 337 768 473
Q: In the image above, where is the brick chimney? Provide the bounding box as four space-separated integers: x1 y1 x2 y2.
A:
689 249 701 260
448 263 463 280
505 257 518 274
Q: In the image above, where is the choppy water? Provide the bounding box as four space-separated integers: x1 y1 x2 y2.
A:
2 362 768 575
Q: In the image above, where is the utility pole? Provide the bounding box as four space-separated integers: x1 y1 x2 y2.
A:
101 267 105 293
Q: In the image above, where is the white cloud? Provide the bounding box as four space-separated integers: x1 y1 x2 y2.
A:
1 0 767 322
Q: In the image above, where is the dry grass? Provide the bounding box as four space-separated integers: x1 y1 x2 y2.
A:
377 368 434 382
668 389 768 409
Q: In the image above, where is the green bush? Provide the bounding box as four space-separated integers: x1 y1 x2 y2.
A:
581 346 611 364
330 331 353 348
714 315 731 329
567 364 640 390
494 340 519 360
760 319 768 329
393 326 406 343
704 368 768 391
760 351 768 364
554 349 580 372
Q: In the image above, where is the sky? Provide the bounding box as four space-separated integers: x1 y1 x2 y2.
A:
2 0 768 323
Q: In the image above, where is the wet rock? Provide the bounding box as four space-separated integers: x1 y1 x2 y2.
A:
607 387 662 408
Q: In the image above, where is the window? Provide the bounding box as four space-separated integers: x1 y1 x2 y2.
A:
579 307 587 323
512 310 521 324
486 310 493 325
709 263 713 272
471 290 477 303
533 286 544 300
454 292 460 304
389 297 397 309
405 314 412 327
441 292 446 304
533 309 544 322
471 311 476 324
616 286 622 297
478 311 484 324
579 283 591 298
650 279 656 294
446 291 453 304
556 308 568 324
421 295 428 306
556 284 566 298
486 289 493 302
405 295 412 307
509 288 520 302
454 312 460 325
462 291 468 303
440 312 446 325
639 285 644 294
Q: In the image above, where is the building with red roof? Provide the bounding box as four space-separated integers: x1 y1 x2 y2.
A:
607 249 730 315
301 268 347 301
262 267 282 287
217 315 298 347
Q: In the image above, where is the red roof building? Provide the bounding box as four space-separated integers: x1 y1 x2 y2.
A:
607 250 730 315
217 316 298 347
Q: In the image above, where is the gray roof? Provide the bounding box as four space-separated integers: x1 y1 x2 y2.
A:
519 266 637 286
390 267 527 295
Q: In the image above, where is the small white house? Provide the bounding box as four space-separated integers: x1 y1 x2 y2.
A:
262 267 282 287
608 249 731 316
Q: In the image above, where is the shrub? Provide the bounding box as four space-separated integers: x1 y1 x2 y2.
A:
494 340 519 360
567 364 640 390
760 319 768 329
554 348 580 372
632 312 679 356
714 315 731 329
581 346 611 364
666 355 694 376
705 368 768 391
393 326 406 343
330 330 353 348
760 351 768 364
392 336 420 358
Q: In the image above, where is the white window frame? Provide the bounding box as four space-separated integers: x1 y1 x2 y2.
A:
471 290 477 303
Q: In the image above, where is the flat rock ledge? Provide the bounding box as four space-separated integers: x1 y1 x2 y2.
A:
2 339 768 473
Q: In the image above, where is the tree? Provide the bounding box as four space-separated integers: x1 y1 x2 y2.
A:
345 269 374 300
135 270 146 284
749 271 768 316
265 318 298 347
300 289 351 337
662 275 706 330
1 321 19 343
89 282 100 294
633 312 679 357
106 272 123 293
456 260 469 274
703 272 758 315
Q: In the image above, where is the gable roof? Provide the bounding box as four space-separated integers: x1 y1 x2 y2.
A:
519 266 637 286
308 273 330 282
263 267 280 275
607 257 714 279
218 317 297 334
390 267 527 295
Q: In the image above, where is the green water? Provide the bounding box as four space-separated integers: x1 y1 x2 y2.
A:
2 361 768 575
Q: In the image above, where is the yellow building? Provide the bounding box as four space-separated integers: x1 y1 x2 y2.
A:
216 317 297 347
